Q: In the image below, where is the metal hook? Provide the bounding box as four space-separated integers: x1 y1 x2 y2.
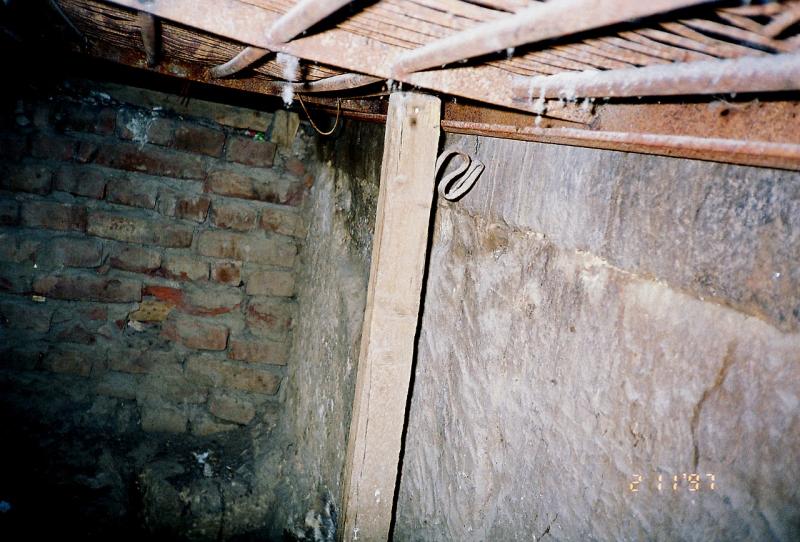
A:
435 147 484 201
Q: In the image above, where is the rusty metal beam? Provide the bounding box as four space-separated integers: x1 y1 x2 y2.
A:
512 53 800 100
391 0 718 76
210 0 355 78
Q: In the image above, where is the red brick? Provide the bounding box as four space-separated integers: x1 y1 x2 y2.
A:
54 166 107 199
246 297 294 340
246 269 295 297
110 244 161 273
259 207 304 238
2 164 53 194
209 391 256 425
43 348 93 377
196 230 296 265
211 200 257 231
107 349 177 374
87 210 193 247
143 284 183 304
205 168 301 204
42 237 103 268
0 200 19 226
91 140 206 180
181 285 242 316
225 136 276 168
29 133 76 161
158 190 211 222
186 355 280 394
21 201 86 231
172 123 226 157
33 273 142 302
228 336 288 365
74 140 99 164
160 255 209 282
140 403 188 433
55 323 96 345
162 315 228 351
211 261 242 286
53 103 116 135
0 233 39 263
106 177 157 209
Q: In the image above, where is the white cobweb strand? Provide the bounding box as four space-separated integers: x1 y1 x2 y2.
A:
277 52 300 106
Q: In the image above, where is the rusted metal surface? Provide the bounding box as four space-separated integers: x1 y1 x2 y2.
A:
210 0 355 79
136 11 158 67
295 73 382 93
390 0 716 75
512 53 800 100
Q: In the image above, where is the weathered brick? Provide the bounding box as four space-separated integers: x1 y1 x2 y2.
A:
0 233 39 263
1 164 53 194
284 157 306 178
162 315 228 351
137 363 207 404
140 402 188 433
209 391 256 425
157 190 211 222
54 166 107 199
21 201 86 231
110 244 161 273
190 410 237 436
117 110 172 145
211 200 257 231
172 123 225 157
53 103 116 136
143 284 183 304
33 273 142 302
225 136 276 168
1 346 46 371
74 140 99 164
43 347 93 377
0 299 53 333
160 255 208 281
0 200 19 226
205 167 301 204
87 211 193 247
0 263 33 293
196 231 296 265
107 349 178 374
29 133 76 161
40 237 103 268
210 261 242 286
106 177 157 209
91 140 207 180
228 336 288 365
246 269 295 297
54 322 96 345
246 297 294 340
181 285 242 316
128 300 174 323
186 354 280 394
259 207 304 238
96 371 140 400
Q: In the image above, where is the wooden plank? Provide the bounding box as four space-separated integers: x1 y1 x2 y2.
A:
341 92 441 541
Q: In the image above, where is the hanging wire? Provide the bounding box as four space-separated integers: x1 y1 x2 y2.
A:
297 94 341 136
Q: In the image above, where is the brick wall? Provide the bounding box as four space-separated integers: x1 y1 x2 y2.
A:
0 87 310 436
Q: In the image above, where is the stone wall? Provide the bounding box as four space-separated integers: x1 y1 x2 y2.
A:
394 135 800 541
0 81 311 538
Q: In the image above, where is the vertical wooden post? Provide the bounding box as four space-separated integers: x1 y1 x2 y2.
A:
341 92 441 541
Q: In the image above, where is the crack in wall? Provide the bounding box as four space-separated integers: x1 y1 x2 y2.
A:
691 341 737 471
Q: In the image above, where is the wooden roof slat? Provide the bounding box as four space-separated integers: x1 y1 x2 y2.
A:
551 43 634 70
579 38 671 66
391 0 718 75
659 21 768 58
681 17 797 53
618 30 717 62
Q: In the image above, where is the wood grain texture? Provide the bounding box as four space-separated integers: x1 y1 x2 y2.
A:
341 92 441 541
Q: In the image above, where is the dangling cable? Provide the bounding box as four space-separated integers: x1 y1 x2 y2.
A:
297 94 341 136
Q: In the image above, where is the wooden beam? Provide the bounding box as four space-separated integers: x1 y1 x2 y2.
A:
391 0 718 75
512 53 800 100
211 0 356 78
341 92 441 541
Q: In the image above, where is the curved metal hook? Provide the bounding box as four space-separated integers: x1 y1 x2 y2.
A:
435 147 485 201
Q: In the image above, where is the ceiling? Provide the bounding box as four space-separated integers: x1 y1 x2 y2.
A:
6 0 800 168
